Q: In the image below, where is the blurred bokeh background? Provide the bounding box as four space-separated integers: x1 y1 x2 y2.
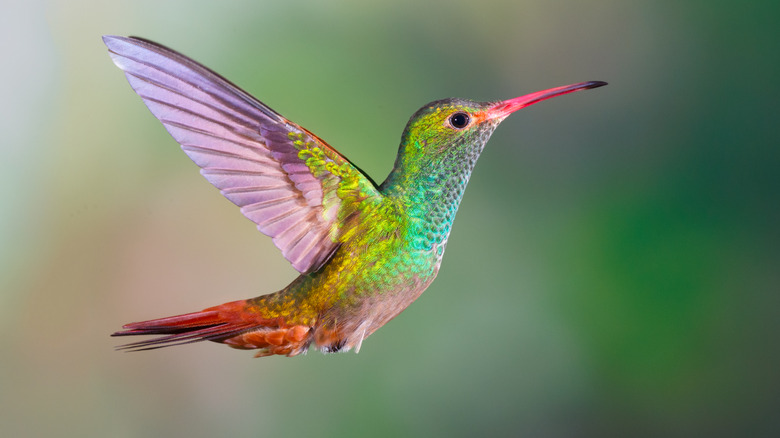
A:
2 0 778 436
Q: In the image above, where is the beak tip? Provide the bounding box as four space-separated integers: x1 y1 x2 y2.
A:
586 81 608 89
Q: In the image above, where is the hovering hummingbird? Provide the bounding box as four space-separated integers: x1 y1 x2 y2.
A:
105 35 606 357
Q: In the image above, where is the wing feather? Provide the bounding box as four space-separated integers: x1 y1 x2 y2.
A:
104 35 380 273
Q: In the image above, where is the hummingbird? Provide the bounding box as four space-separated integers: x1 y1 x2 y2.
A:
105 35 606 358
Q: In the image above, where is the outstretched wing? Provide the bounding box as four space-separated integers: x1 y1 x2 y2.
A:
104 35 379 274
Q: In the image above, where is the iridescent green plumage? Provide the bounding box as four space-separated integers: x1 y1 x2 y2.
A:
105 35 606 357
244 100 506 353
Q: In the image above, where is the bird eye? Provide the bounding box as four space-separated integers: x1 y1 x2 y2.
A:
449 112 470 129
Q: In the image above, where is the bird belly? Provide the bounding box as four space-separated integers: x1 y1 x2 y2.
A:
307 239 442 353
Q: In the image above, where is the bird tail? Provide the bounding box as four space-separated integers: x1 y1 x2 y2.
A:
112 299 313 357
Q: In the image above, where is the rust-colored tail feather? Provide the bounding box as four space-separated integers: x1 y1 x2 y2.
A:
112 300 314 357
112 308 256 352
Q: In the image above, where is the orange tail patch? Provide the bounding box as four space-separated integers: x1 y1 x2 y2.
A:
112 300 313 357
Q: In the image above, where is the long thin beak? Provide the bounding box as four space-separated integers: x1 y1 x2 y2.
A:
488 81 607 120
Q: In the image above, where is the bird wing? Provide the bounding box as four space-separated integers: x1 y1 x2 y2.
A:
104 35 380 274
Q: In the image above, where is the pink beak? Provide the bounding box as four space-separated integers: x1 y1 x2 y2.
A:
488 81 607 120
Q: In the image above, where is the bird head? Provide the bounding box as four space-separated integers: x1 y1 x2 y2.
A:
385 81 607 189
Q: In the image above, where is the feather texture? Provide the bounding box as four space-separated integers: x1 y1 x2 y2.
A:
104 35 379 273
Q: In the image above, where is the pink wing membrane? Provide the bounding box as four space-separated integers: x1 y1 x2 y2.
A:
104 36 376 273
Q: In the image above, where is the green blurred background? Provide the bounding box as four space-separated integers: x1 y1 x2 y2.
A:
2 0 778 436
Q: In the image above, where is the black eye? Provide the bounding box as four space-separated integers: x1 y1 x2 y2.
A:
449 112 470 129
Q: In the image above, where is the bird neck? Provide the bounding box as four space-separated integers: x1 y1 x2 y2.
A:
379 142 482 253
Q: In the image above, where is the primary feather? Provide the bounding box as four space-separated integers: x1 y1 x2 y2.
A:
104 35 380 274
